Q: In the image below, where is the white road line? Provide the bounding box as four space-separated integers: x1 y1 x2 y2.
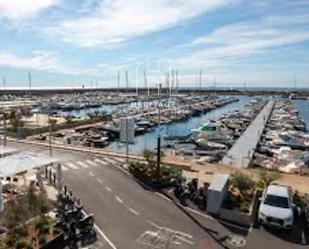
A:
105 186 111 192
76 161 89 168
89 171 95 177
146 219 161 229
104 157 119 164
112 157 125 163
115 196 123 204
95 158 108 165
184 207 214 221
301 231 307 245
86 160 98 167
94 224 118 249
97 178 104 184
155 192 172 202
128 207 139 216
81 209 117 249
62 166 69 171
65 162 79 170
176 236 194 245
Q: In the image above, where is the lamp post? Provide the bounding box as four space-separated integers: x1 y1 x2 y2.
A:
156 83 162 184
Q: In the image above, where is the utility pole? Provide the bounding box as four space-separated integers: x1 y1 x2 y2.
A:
125 118 129 167
135 75 139 96
144 71 149 97
199 69 202 91
3 115 7 146
156 83 162 184
28 72 32 98
125 70 129 93
117 71 120 94
49 122 52 157
2 77 5 89
175 70 179 94
171 70 175 96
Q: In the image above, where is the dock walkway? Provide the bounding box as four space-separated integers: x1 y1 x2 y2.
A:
221 100 274 168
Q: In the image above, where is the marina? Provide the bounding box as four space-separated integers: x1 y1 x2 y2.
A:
253 100 309 174
221 100 274 168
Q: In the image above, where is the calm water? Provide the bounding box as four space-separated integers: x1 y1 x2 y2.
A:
106 95 252 154
293 100 309 131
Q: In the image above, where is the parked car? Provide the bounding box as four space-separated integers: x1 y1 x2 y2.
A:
258 185 294 229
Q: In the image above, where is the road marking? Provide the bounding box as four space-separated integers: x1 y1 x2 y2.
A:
128 207 139 216
94 224 118 249
66 162 79 170
89 171 95 177
81 209 117 249
104 157 119 165
62 166 69 171
146 219 161 229
86 159 98 167
176 235 194 245
301 231 306 245
95 158 108 165
97 178 104 184
112 157 125 163
155 192 172 202
76 161 89 168
184 206 214 221
115 196 123 204
105 186 111 192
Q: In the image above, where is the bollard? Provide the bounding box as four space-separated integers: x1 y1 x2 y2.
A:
49 169 52 183
45 165 48 178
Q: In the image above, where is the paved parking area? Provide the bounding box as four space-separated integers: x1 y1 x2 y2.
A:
246 211 309 249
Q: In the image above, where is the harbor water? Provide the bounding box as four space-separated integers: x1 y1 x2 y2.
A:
106 96 252 154
293 100 309 130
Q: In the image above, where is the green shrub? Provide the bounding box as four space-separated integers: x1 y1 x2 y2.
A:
231 173 255 196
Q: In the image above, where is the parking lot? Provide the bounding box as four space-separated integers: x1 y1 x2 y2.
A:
247 211 308 248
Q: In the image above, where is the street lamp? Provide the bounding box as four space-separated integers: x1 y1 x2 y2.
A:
156 83 162 184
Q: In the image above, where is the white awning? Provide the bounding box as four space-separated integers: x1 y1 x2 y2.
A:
0 152 59 177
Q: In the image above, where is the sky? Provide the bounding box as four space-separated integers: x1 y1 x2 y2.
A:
0 0 308 89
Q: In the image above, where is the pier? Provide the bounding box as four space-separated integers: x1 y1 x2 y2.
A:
221 100 274 168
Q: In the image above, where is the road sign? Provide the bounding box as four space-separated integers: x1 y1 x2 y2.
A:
120 118 135 143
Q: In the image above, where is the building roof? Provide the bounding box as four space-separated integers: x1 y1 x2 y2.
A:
209 174 230 192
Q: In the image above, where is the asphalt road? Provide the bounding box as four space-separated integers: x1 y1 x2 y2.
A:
5 141 308 249
7 141 236 249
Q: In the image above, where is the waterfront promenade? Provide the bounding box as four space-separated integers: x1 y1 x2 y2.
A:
221 100 274 168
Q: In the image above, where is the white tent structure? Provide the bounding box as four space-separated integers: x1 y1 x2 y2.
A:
0 146 19 158
0 151 59 177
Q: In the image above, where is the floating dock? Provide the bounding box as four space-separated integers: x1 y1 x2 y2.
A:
221 100 274 168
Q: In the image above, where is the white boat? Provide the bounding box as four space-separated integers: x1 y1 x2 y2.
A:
194 122 232 141
196 138 227 150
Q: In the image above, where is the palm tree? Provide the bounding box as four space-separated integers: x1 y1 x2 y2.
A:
231 172 255 197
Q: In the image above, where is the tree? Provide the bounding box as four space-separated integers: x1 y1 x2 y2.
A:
64 116 74 124
8 110 24 132
231 172 255 197
48 118 57 128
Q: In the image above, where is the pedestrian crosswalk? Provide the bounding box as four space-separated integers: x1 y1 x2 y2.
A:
62 156 125 172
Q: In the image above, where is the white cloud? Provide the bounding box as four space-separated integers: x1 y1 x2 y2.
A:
0 50 96 75
46 0 233 47
174 13 309 69
0 0 58 20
